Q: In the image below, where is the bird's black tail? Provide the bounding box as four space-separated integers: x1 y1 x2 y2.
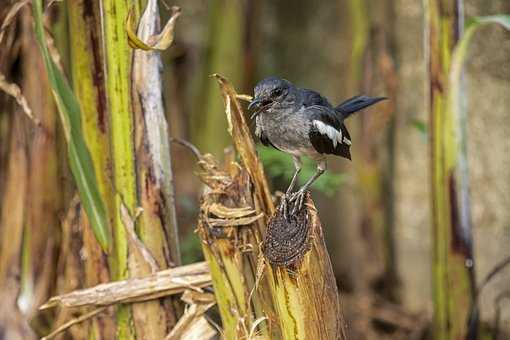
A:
335 95 387 120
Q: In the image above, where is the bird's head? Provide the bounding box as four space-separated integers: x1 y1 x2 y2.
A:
248 77 297 119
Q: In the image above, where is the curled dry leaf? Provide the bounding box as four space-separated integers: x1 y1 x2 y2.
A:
127 3 181 51
205 197 263 227
208 203 256 219
205 214 264 227
197 153 233 188
0 72 39 125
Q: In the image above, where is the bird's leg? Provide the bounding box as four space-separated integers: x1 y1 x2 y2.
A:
290 160 326 213
286 156 302 195
280 156 302 220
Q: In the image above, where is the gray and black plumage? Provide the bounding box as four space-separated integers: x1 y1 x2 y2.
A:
248 76 386 213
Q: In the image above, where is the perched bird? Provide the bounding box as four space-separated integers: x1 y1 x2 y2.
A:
248 76 386 214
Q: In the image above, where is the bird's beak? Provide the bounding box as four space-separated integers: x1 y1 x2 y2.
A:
248 98 263 120
248 98 262 111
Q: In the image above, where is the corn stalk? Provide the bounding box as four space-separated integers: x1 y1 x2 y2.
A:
425 0 477 339
196 75 347 340
67 0 117 337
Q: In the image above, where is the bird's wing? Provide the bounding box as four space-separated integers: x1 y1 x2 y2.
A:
301 88 333 108
306 105 352 160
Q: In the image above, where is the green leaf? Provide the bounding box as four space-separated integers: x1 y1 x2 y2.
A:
32 0 110 251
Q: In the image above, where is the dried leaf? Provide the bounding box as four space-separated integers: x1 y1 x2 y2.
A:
235 94 253 102
39 262 211 310
41 307 107 340
0 0 30 45
131 0 182 264
208 203 256 219
197 153 233 188
206 213 264 227
248 317 268 340
127 4 181 51
212 74 274 214
164 289 216 340
0 73 39 125
178 317 217 340
181 290 215 305
120 202 159 273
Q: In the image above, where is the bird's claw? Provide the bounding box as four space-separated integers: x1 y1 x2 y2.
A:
278 194 290 221
288 190 306 215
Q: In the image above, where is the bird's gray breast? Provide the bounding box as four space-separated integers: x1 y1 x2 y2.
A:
256 108 315 157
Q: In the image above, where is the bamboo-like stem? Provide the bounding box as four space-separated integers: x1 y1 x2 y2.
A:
101 0 138 337
195 74 278 338
67 0 114 240
130 1 183 335
67 0 121 337
131 0 181 269
68 0 184 336
197 75 347 340
196 156 276 339
267 198 348 340
425 1 477 339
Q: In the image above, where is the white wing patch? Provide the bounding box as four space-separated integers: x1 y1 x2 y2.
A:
312 120 351 147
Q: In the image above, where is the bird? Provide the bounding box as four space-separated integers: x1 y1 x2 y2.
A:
248 76 386 215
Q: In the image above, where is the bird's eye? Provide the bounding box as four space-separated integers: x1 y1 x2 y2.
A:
271 88 283 97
